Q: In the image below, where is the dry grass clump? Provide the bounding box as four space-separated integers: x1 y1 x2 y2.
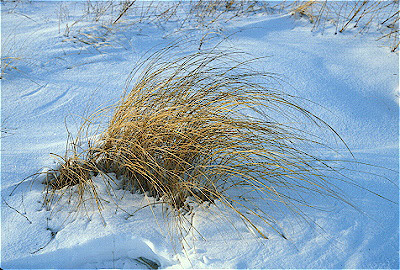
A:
41 48 353 237
42 149 104 214
288 0 399 52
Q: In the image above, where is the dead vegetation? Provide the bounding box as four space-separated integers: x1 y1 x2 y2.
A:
5 0 397 244
39 46 361 239
56 1 268 52
55 1 398 53
289 0 399 52
1 56 22 79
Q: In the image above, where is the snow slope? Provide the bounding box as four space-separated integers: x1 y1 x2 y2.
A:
1 1 398 269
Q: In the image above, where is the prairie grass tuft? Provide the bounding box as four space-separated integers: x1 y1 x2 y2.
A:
40 47 367 238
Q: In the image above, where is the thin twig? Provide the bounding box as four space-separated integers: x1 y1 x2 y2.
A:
2 198 32 224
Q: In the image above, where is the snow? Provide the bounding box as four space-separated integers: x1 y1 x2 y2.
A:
1 1 398 269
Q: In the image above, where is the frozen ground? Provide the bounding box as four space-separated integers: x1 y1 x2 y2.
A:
1 1 399 269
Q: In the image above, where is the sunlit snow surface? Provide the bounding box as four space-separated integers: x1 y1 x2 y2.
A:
1 1 398 269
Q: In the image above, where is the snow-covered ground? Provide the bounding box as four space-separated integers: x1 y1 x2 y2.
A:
1 1 398 269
